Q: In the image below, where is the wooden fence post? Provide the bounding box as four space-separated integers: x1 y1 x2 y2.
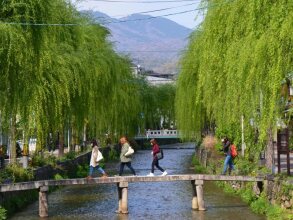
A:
39 186 49 218
195 180 206 211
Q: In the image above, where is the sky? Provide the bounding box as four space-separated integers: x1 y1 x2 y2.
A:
70 0 204 29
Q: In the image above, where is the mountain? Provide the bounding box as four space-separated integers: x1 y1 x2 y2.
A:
83 11 192 74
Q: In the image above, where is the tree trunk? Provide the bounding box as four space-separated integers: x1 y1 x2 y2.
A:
0 111 2 146
9 116 17 164
58 131 64 157
265 128 274 173
83 123 87 151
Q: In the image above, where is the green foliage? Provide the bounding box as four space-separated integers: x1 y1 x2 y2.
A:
0 169 11 184
64 151 76 160
108 148 119 161
4 164 34 183
250 195 268 214
267 205 292 220
0 0 159 161
76 165 88 178
30 154 46 167
281 183 293 198
238 184 258 204
54 173 64 180
176 0 293 153
250 194 292 220
214 142 222 152
0 206 6 220
191 155 200 166
191 156 206 173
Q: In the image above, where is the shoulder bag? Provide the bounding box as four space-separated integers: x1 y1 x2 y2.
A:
156 149 164 160
125 146 134 157
96 150 104 162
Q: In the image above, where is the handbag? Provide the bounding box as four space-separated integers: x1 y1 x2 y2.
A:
96 150 104 162
125 146 134 157
156 149 164 160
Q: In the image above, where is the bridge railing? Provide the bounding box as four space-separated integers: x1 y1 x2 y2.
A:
135 129 179 139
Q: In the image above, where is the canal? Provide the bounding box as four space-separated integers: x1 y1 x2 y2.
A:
11 143 265 219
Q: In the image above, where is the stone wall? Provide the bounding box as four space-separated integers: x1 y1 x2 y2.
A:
265 179 293 211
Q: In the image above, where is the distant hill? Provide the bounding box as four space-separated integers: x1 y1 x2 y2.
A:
82 11 193 74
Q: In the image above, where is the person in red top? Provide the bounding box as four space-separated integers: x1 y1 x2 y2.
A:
147 139 167 176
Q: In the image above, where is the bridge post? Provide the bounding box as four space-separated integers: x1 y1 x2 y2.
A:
195 180 206 211
117 182 129 214
39 186 49 218
191 180 199 210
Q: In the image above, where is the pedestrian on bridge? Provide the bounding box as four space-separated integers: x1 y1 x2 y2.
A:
147 139 167 176
221 137 235 175
118 136 136 176
87 140 108 179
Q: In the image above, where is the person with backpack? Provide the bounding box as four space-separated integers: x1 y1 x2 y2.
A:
118 136 136 176
147 139 167 176
221 137 235 175
86 140 108 179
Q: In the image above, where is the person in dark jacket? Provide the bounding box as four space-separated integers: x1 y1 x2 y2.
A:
147 139 167 176
221 137 234 175
0 145 5 169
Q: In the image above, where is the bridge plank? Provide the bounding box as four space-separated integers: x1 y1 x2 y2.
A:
0 175 265 192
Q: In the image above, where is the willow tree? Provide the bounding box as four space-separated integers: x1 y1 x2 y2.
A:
0 0 77 161
0 0 140 160
176 0 293 157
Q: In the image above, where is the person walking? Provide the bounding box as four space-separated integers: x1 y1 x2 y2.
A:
118 136 136 176
87 140 108 179
221 137 235 175
0 145 5 169
147 139 167 176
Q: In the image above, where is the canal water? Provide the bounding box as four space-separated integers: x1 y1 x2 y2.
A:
11 144 266 220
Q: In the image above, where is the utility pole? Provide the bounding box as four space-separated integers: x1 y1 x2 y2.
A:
241 115 246 157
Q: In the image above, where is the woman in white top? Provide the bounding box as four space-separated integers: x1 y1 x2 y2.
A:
87 140 108 179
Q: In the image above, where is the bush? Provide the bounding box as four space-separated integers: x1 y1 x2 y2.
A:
46 155 57 167
0 169 11 184
5 164 34 183
64 151 76 160
238 185 257 204
202 135 217 151
267 205 290 220
30 154 46 167
0 206 6 220
108 148 118 161
191 156 206 173
76 165 88 178
54 173 64 180
250 195 268 214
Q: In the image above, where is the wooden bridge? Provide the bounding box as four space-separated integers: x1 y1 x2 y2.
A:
0 174 268 217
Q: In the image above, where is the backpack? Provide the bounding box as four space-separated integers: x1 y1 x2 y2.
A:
156 149 164 160
230 144 238 158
